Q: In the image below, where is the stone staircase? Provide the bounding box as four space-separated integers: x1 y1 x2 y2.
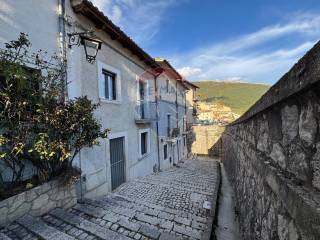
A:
0 158 220 240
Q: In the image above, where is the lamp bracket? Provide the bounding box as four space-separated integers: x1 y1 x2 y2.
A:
67 30 94 48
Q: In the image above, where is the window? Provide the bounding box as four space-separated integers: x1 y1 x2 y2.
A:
98 61 121 103
164 144 168 160
167 114 171 137
141 132 148 155
103 70 116 100
139 129 150 157
182 117 185 132
184 136 186 146
166 79 169 93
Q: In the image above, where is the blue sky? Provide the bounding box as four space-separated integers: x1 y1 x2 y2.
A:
92 0 320 84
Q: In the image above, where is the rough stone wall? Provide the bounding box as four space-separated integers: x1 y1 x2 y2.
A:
221 41 320 240
0 180 77 227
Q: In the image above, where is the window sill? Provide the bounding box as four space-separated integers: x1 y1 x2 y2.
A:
99 98 122 105
138 153 151 161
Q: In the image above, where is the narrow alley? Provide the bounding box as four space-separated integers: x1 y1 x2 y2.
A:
1 157 220 240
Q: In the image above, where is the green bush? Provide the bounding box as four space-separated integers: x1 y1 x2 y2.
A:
0 33 109 189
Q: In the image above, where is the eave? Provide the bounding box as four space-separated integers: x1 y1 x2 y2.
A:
71 0 160 69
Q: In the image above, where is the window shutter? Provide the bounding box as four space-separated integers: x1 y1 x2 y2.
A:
98 69 105 98
112 77 116 100
105 75 109 99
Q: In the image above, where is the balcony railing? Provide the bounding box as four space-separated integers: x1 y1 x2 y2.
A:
135 100 158 124
192 107 199 116
167 127 180 138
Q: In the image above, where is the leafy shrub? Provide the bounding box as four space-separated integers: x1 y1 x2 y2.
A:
0 33 109 190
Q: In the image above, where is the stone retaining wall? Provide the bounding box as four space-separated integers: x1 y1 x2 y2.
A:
0 180 77 227
220 41 320 240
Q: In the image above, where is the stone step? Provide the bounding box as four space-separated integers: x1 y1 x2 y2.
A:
0 232 12 240
93 197 150 216
16 214 75 240
49 208 131 240
136 179 215 196
83 198 137 219
74 202 143 234
73 203 105 218
112 194 208 222
1 222 39 239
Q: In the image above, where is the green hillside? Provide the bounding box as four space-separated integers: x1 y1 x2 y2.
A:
194 81 270 114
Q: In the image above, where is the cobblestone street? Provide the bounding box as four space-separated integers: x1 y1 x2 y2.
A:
1 157 220 240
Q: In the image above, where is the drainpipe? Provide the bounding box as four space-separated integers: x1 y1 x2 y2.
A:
154 73 161 172
58 0 68 101
175 81 178 128
175 81 179 162
58 0 85 200
185 90 187 115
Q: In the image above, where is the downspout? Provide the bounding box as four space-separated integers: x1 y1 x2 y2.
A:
59 0 85 200
58 0 68 101
175 80 179 162
175 81 178 128
154 73 161 172
185 90 187 115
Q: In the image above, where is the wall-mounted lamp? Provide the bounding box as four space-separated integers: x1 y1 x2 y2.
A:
67 31 102 63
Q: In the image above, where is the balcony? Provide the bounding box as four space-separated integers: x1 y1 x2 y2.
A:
192 107 199 116
167 127 180 138
134 101 158 124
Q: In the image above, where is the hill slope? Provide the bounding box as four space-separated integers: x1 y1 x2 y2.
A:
194 81 270 115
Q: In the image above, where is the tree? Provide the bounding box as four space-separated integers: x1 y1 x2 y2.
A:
0 33 108 197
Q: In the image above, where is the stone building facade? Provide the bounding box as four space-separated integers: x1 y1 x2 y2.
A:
219 41 320 240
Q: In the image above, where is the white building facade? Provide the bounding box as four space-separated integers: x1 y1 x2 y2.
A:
0 0 197 199
66 0 162 198
155 59 189 170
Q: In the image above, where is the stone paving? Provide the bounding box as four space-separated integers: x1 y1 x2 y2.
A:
0 157 220 240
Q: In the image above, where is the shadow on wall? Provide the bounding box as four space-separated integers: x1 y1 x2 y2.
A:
192 125 226 155
208 137 224 158
186 124 196 156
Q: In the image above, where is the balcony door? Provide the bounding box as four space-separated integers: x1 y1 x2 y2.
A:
139 81 145 118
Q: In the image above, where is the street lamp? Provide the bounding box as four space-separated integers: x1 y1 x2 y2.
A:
67 31 102 63
80 35 102 63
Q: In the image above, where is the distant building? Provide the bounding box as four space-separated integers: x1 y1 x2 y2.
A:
198 102 240 124
184 81 200 126
155 58 189 169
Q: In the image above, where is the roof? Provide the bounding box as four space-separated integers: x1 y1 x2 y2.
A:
155 58 183 81
184 81 199 89
70 0 160 69
180 81 191 90
154 58 192 90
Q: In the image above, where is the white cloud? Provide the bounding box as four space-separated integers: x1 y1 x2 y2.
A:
172 13 320 84
91 0 111 10
194 41 315 83
110 5 122 23
91 0 179 44
91 0 123 24
177 67 202 78
188 14 320 59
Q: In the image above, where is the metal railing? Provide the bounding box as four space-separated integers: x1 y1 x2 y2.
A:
134 100 157 122
167 127 180 138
